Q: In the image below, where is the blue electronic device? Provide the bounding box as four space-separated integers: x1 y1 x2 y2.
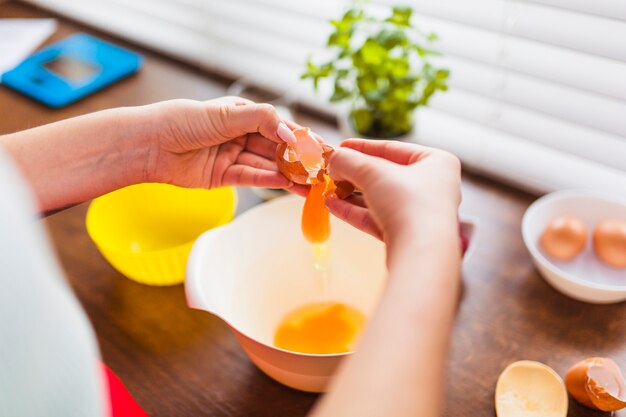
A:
2 33 142 108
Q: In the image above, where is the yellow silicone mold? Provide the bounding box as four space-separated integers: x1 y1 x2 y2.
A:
86 183 236 286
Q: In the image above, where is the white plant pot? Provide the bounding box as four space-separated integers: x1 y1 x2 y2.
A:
337 111 415 142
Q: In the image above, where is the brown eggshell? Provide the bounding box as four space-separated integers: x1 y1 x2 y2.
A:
565 357 626 412
566 358 598 409
588 377 626 411
320 145 355 199
276 134 355 198
321 144 334 166
334 181 355 199
276 142 310 185
316 168 325 183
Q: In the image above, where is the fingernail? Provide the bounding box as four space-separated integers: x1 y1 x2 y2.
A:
277 122 297 144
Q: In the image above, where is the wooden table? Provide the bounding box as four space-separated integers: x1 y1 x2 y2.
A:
1 3 624 416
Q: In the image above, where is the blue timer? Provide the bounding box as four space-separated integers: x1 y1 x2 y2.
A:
2 33 143 108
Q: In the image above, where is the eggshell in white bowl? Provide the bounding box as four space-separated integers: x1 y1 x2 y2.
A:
522 190 626 304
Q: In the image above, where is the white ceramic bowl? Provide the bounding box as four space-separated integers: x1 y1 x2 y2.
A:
522 190 626 304
186 195 477 392
185 196 386 392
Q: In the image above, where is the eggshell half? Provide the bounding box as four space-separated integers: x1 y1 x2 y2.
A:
276 142 310 184
495 360 568 417
565 357 626 411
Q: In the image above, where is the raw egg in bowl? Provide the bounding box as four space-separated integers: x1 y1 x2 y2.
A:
185 195 386 392
522 190 626 304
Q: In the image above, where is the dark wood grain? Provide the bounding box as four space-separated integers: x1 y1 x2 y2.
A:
1 2 625 417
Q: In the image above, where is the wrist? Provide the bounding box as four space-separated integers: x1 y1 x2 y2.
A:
117 105 164 185
0 105 159 212
385 202 460 269
386 196 459 245
133 99 208 184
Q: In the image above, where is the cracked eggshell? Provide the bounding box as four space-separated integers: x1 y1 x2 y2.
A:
276 128 325 185
318 145 355 199
565 357 626 412
276 142 310 184
276 128 354 198
333 181 355 199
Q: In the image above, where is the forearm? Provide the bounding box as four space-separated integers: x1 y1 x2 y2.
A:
312 206 461 417
0 107 152 213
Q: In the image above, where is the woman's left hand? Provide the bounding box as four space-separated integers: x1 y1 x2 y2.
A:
143 96 297 189
0 96 297 213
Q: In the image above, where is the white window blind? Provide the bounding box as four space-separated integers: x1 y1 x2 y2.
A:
25 0 626 195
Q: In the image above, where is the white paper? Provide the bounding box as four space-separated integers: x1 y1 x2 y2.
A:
0 18 57 80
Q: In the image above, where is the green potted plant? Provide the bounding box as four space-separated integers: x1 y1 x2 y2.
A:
302 4 449 140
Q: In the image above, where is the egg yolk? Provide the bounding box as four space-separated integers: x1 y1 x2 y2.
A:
301 176 336 244
274 302 365 354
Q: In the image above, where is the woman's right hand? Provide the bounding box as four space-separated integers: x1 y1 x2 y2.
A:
313 140 462 417
326 139 462 243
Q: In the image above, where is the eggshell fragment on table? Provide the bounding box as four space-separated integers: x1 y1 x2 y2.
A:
495 360 567 417
565 357 626 412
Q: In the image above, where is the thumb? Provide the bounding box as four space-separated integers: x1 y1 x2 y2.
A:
328 147 389 191
215 102 296 144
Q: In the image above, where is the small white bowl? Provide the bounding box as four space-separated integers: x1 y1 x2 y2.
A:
522 190 626 304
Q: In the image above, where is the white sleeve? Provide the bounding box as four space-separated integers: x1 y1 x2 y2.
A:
0 150 107 417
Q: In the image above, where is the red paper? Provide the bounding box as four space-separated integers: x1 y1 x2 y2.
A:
100 363 149 417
